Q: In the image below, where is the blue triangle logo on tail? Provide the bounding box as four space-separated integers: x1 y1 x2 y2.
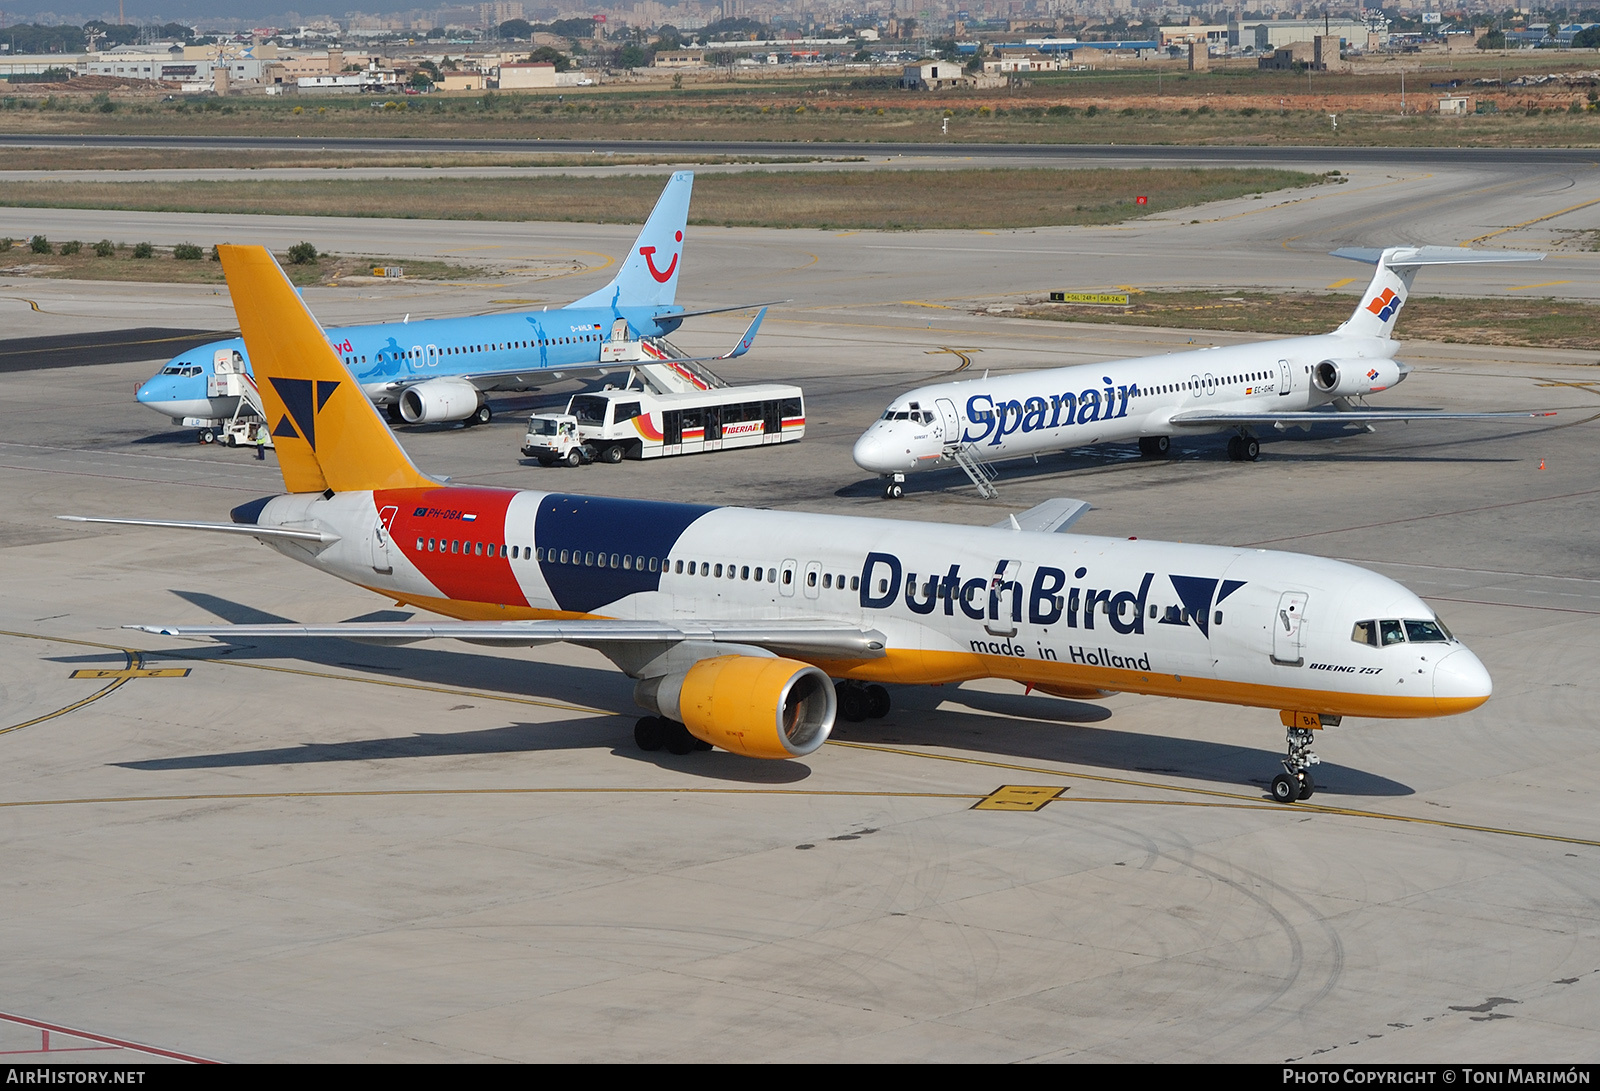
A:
269 377 341 450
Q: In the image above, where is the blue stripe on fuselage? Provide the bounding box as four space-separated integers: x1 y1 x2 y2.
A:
534 494 717 614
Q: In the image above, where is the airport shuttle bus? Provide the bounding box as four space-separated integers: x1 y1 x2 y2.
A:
524 384 804 465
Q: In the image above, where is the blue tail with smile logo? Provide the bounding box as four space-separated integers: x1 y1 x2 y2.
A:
568 171 693 312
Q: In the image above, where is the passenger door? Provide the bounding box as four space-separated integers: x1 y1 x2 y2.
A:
370 505 399 575
936 397 960 445
1272 591 1308 666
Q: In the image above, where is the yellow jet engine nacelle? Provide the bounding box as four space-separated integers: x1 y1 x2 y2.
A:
676 655 836 759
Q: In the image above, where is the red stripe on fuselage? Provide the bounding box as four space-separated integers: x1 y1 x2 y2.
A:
380 486 529 607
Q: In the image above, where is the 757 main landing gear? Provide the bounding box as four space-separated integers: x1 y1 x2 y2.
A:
1270 725 1324 803
635 716 712 756
836 681 890 722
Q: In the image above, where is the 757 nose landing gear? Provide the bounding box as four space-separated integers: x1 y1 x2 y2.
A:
1270 725 1323 802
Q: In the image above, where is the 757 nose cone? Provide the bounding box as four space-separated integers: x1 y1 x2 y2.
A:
1433 647 1492 713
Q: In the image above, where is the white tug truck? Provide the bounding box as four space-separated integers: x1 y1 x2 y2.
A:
522 328 803 467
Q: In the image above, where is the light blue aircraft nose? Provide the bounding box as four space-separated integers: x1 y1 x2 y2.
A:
852 424 915 474
136 372 214 421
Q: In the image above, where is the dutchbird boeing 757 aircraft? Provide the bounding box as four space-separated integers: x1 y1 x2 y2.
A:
72 246 1493 804
854 247 1552 498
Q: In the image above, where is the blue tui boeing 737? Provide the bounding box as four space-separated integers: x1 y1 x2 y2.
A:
135 171 767 433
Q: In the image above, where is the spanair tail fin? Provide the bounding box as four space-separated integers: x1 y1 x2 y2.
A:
1333 245 1544 340
218 245 434 495
568 171 693 311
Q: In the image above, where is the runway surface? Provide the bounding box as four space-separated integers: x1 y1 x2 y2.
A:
0 148 1598 1062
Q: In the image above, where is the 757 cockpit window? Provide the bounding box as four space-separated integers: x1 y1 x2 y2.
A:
1352 618 1454 647
1404 619 1451 643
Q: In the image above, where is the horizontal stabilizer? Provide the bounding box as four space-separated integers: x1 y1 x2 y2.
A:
1330 246 1545 267
1168 409 1556 426
130 619 888 659
992 498 1092 534
665 299 788 322
60 515 339 544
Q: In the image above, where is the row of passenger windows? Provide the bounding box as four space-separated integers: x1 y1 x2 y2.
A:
1352 618 1452 646
343 335 601 368
411 538 865 593
408 538 1234 625
1135 371 1275 397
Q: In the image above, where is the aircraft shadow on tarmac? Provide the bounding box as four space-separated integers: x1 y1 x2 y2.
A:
105 591 1411 797
837 430 1524 499
829 685 1414 799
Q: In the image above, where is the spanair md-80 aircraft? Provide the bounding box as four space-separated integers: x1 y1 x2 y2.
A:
854 247 1553 498
135 172 767 432
73 245 1493 804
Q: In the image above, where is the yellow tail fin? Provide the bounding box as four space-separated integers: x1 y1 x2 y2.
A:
219 245 433 494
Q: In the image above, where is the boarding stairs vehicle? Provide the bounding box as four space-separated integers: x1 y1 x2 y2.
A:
199 350 273 450
946 443 999 499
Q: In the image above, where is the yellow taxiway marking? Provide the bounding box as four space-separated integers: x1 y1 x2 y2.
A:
0 787 985 810
0 628 607 719
902 300 956 310
1507 280 1574 292
0 329 210 361
1468 197 1600 245
925 346 980 371
70 667 189 679
828 740 1600 848
1325 277 1359 290
0 634 165 737
973 785 1065 811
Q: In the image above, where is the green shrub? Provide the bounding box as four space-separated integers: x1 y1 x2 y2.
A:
29 235 50 254
1084 104 1099 117
0 237 12 252
288 241 319 265
211 244 222 261
173 242 203 260
132 242 154 259
58 240 81 255
93 239 114 257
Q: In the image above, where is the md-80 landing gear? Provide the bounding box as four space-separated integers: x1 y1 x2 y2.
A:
1226 433 1261 462
883 473 905 500
1270 717 1330 802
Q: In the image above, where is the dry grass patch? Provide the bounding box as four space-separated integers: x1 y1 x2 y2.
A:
0 241 484 285
0 167 1322 230
0 147 834 171
1016 289 1600 351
